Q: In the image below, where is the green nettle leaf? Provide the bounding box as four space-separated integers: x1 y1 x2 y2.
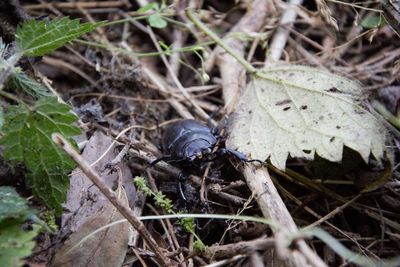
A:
0 38 6 61
227 65 387 170
0 224 40 267
0 187 39 267
0 105 3 129
148 14 167 29
15 17 101 57
8 72 51 98
0 187 33 223
0 97 81 214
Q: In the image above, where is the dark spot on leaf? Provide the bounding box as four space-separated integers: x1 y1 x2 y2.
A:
247 141 250 145
288 72 294 77
248 110 252 114
354 109 365 114
283 106 291 111
336 125 341 129
261 88 265 92
326 87 342 93
319 115 324 120
303 149 311 154
300 105 308 110
275 99 292 106
330 137 335 142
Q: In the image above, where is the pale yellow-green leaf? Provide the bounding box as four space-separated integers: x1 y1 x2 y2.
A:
226 65 386 170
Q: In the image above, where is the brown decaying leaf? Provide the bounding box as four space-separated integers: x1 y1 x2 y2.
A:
51 131 135 266
61 131 136 233
51 184 129 267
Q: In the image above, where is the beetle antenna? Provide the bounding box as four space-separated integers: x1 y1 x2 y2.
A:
207 106 224 129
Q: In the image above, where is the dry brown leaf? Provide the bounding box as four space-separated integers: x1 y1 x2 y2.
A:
62 131 136 233
51 184 129 267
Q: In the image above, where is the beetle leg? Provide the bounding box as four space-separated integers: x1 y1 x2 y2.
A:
218 148 264 164
149 155 172 166
177 171 189 203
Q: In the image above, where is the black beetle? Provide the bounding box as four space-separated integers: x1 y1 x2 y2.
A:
151 119 258 202
151 119 255 167
152 119 217 165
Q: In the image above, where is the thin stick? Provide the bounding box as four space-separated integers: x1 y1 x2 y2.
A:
0 90 25 105
52 133 173 266
200 236 274 259
305 194 362 229
268 0 304 63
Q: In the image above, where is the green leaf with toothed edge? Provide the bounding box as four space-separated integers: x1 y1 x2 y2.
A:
15 17 102 57
8 71 51 98
0 223 40 267
0 97 81 215
0 187 35 223
0 105 3 129
0 187 39 267
226 65 387 170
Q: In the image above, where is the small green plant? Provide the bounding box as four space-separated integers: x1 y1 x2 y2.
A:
40 210 58 233
361 13 386 29
0 186 40 267
134 176 206 250
0 97 81 214
16 17 102 57
137 2 168 29
0 17 100 214
0 16 100 265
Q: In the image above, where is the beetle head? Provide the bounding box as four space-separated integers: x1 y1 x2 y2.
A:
183 140 213 162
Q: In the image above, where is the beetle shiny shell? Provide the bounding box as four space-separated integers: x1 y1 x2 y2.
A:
162 119 217 162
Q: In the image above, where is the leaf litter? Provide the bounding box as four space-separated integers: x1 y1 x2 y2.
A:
1 1 400 266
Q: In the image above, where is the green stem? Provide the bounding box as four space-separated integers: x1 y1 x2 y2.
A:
0 89 26 106
371 100 400 130
162 16 190 28
186 10 257 74
101 12 179 28
101 15 148 27
77 39 211 57
77 39 163 57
